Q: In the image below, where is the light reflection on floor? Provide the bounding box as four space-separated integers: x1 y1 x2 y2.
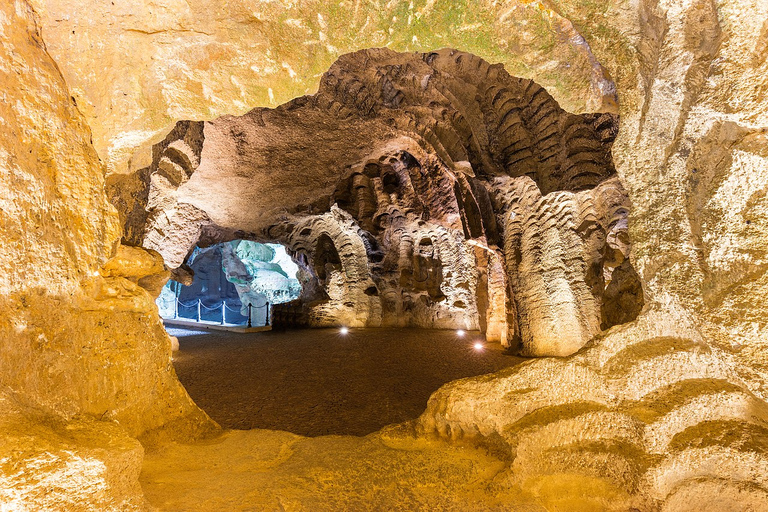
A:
166 327 212 337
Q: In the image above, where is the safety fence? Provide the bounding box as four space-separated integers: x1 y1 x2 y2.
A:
162 297 271 327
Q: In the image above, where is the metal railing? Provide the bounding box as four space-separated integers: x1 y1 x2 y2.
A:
166 298 270 327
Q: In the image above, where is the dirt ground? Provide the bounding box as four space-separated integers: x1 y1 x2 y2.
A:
169 327 524 436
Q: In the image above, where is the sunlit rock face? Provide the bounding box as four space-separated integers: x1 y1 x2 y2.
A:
110 48 642 354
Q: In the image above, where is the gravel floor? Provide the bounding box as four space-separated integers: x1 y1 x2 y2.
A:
171 327 524 437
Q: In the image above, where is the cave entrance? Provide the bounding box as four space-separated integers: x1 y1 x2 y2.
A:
156 240 301 328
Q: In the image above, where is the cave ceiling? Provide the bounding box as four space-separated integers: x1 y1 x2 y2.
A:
109 48 642 356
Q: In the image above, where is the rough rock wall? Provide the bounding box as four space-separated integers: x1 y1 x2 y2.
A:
29 0 618 176
0 392 149 511
28 0 766 365
414 0 768 508
4 0 767 509
0 1 211 441
492 175 641 356
113 48 640 354
608 0 768 390
418 301 768 510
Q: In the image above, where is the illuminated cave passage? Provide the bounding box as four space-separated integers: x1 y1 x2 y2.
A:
157 240 301 326
115 47 647 438
10 3 768 504
114 47 649 440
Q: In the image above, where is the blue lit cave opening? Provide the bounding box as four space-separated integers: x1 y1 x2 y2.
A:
156 240 301 328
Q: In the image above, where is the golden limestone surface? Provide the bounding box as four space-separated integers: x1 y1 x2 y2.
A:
29 0 618 176
0 3 213 509
1 0 767 510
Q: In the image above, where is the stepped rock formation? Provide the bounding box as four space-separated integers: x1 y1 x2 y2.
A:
110 48 641 353
2 0 767 510
419 301 768 510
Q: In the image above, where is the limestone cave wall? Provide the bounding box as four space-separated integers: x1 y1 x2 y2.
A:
0 0 215 436
2 0 768 510
0 2 217 507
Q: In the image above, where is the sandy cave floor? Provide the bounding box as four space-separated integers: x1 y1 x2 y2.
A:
141 327 539 511
168 327 524 436
139 426 552 512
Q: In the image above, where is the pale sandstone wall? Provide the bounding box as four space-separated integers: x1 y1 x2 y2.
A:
609 0 768 385
0 0 212 440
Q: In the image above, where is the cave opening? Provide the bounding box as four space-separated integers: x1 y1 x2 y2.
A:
6 0 768 502
107 47 646 438
157 240 301 328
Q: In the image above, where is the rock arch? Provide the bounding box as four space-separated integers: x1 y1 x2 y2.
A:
110 48 641 355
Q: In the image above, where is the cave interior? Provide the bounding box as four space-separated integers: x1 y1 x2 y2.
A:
2 1 768 510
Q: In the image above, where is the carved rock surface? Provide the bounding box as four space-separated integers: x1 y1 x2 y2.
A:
0 393 148 511
30 0 618 176
3 0 768 510
418 303 768 510
114 48 639 352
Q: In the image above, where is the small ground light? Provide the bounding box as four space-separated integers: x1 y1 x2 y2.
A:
340 327 349 335
456 329 465 337
473 342 484 351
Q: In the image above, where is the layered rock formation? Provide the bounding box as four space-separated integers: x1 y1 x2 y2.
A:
3 0 768 510
111 48 641 354
419 301 768 510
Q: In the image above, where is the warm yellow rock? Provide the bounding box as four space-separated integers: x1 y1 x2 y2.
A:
604 0 768 390
101 244 166 281
0 393 149 511
29 0 617 175
3 0 768 510
140 427 547 511
0 0 213 440
417 303 768 510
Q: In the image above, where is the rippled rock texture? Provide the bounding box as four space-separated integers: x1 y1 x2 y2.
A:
111 48 641 356
3 0 768 510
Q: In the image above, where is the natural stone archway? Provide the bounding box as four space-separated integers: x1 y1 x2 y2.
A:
110 48 642 356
